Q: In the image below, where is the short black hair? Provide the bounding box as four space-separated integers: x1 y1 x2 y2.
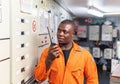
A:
60 19 75 28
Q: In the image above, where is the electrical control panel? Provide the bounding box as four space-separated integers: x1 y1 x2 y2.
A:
104 48 113 59
77 25 87 38
89 25 100 41
0 40 10 60
101 25 113 41
0 0 10 38
0 59 10 84
93 47 101 58
0 0 10 83
0 0 75 83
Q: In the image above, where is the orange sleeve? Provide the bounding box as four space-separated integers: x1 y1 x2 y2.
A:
84 51 99 84
34 48 50 82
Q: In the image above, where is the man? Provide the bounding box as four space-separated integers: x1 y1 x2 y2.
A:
34 20 98 84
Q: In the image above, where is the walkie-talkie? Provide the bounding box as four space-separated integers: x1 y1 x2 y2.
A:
47 27 57 45
47 27 59 58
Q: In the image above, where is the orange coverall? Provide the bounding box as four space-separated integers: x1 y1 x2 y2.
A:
34 42 98 84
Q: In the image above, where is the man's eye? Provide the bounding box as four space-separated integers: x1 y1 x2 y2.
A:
57 29 68 34
63 31 68 34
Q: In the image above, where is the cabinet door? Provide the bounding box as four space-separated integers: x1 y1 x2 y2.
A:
0 59 10 84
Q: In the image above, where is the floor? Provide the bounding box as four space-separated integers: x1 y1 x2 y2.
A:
97 58 111 84
98 66 110 84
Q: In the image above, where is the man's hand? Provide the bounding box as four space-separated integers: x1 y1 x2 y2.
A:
45 44 60 71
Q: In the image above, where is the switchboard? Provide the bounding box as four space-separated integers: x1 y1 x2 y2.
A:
10 0 38 83
104 48 113 59
0 59 10 84
77 25 87 38
93 47 101 58
0 40 10 60
0 0 10 83
0 0 10 38
101 25 113 41
0 0 72 84
89 25 100 41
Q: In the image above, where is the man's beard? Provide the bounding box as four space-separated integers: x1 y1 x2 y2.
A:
59 42 69 46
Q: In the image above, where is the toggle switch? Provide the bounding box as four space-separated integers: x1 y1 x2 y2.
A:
21 31 25 35
21 43 25 48
21 18 24 23
21 55 25 60
21 67 25 73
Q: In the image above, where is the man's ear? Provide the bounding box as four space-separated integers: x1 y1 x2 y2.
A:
72 34 75 38
72 30 75 35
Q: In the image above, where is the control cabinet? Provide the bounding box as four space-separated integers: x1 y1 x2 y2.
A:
93 47 101 58
89 25 100 41
77 25 87 38
104 48 113 59
101 25 113 41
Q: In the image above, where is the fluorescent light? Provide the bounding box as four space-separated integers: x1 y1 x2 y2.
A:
104 12 120 16
88 9 104 17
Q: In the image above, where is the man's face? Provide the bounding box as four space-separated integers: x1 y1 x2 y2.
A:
57 23 74 44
